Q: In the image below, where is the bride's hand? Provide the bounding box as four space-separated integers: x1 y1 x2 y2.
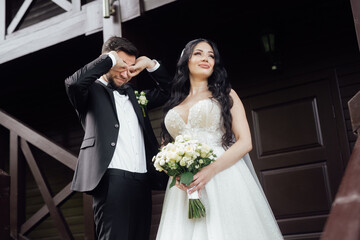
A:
188 165 216 197
175 176 188 192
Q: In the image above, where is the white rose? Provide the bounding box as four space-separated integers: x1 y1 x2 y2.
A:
201 144 211 153
154 159 163 171
176 146 185 155
159 159 166 166
166 143 175 151
184 145 195 156
179 159 186 167
167 151 178 161
139 95 147 103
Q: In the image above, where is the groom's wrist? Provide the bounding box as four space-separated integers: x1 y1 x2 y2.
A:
107 52 117 67
147 60 160 72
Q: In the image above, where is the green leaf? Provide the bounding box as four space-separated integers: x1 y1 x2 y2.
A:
169 177 177 188
180 172 194 185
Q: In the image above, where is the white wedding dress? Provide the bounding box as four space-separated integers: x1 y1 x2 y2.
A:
156 98 284 240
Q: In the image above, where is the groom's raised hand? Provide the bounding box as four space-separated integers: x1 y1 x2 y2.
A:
128 56 156 78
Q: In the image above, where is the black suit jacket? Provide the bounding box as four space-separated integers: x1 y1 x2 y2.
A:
65 54 170 193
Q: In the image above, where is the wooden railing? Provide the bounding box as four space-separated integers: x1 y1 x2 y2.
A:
321 90 360 239
0 109 94 239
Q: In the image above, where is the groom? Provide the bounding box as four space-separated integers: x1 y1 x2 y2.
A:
65 36 170 239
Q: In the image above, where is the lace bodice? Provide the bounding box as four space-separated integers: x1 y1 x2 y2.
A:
164 98 224 149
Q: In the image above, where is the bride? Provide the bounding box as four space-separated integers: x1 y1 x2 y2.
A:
156 38 284 240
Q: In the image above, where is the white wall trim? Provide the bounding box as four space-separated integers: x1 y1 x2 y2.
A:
51 0 73 12
0 1 103 64
7 0 34 34
0 0 176 64
0 0 5 41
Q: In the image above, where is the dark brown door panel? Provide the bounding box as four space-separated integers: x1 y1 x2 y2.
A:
243 78 344 237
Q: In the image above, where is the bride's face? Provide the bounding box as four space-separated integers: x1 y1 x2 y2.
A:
188 42 215 79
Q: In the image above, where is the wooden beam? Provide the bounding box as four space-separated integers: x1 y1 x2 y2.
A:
321 92 360 239
18 234 30 240
143 0 176 11
321 136 360 239
0 0 5 41
0 0 177 64
72 0 81 12
0 110 77 170
52 0 73 12
7 0 34 35
139 0 145 15
350 0 360 52
20 139 74 240
0 170 10 238
0 1 103 64
348 90 360 135
20 182 74 235
9 132 19 239
119 0 141 22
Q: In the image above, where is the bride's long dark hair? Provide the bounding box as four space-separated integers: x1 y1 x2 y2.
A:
161 38 234 148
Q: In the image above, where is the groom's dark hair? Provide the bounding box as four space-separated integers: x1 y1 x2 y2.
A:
101 36 139 57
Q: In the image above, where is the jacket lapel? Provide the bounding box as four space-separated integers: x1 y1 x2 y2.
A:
96 80 119 122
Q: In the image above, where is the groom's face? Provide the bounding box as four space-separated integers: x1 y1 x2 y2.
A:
107 51 136 87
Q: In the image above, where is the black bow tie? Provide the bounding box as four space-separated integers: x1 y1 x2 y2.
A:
107 83 128 95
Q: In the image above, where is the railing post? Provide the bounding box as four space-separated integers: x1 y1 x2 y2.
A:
321 91 360 239
1 110 78 238
0 169 10 240
9 131 26 239
9 131 19 239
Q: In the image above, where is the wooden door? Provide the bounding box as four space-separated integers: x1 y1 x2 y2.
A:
242 76 344 239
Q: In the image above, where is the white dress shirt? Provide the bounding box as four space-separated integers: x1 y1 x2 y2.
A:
100 54 159 173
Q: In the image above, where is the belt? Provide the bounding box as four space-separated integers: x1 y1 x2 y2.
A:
106 168 148 181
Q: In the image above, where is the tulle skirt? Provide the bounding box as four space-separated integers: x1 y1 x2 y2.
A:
156 151 284 240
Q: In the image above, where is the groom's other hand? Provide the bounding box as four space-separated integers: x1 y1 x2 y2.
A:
128 56 156 77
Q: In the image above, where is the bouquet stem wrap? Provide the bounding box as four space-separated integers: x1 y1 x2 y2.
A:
187 187 206 218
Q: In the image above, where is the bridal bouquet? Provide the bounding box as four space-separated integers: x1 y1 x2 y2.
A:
152 134 217 219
